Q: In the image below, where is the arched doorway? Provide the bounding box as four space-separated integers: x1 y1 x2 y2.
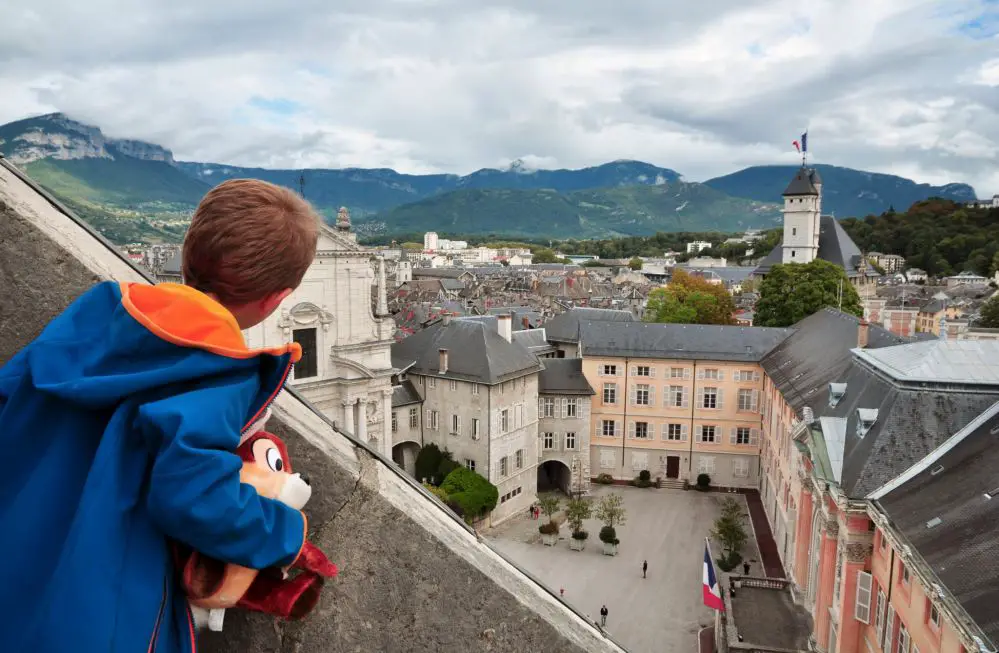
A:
537 460 572 494
392 441 421 477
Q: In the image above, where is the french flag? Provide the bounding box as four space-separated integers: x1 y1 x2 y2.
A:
703 541 725 611
792 132 808 153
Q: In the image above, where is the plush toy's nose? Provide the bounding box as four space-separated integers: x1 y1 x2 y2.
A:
299 473 311 486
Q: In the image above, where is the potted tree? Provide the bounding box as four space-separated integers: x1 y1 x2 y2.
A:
565 496 592 551
537 492 562 547
712 497 748 572
595 493 627 556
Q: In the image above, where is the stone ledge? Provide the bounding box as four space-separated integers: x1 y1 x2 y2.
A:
0 159 629 653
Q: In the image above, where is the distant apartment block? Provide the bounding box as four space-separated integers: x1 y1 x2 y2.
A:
686 240 713 254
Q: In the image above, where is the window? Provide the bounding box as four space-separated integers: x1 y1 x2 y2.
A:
449 379 457 391
603 383 618 404
697 456 716 474
631 422 650 439
703 387 718 409
600 450 615 469
897 621 910 653
392 412 398 433
738 389 757 411
669 385 688 408
665 423 686 441
451 414 461 434
901 562 910 586
928 602 940 630
471 383 479 395
292 328 318 379
516 449 524 469
543 432 555 450
499 456 508 477
635 365 651 377
736 370 759 382
501 409 509 432
635 383 651 405
875 589 887 644
472 418 480 439
879 529 887 551
499 381 504 394
601 419 617 437
427 410 439 430
516 403 524 429
428 377 436 389
465 459 476 472
698 425 717 443
670 367 687 379
702 368 720 380
565 432 576 450
541 397 556 418
792 227 797 236
566 398 577 418
632 451 649 471
733 457 750 478
602 364 617 376
791 250 796 258
409 407 418 428
734 427 751 445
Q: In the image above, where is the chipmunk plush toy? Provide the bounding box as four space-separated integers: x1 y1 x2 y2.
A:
180 410 338 632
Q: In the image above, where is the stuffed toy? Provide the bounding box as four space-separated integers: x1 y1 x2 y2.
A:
179 409 338 632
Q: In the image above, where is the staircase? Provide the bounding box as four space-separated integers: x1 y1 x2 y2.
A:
659 478 686 490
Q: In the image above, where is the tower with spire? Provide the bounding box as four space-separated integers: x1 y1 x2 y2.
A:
780 166 823 265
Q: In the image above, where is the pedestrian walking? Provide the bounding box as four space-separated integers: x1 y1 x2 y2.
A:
642 560 648 579
743 561 751 576
528 504 535 519
600 605 608 627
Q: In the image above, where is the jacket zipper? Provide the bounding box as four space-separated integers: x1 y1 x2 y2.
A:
146 575 168 653
241 358 294 434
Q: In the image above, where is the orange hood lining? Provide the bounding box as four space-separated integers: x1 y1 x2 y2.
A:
119 282 302 362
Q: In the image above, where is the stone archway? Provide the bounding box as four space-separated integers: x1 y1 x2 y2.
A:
392 441 421 477
537 459 572 494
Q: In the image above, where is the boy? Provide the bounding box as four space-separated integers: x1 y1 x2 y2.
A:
0 179 320 653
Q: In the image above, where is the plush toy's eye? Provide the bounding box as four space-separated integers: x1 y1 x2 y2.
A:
265 447 284 472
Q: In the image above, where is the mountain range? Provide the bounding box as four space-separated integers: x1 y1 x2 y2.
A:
0 113 979 244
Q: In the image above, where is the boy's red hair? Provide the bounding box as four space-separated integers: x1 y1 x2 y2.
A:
182 179 320 305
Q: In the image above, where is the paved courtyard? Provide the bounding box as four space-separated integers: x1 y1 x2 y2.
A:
485 486 762 653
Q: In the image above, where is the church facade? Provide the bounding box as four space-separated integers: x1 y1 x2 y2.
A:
243 208 397 457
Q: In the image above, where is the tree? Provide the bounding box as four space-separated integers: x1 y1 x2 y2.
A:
628 257 644 270
644 269 736 325
537 492 562 524
594 493 627 529
533 248 570 264
755 259 862 327
565 497 593 537
440 467 499 520
979 294 999 328
711 498 748 556
415 444 460 486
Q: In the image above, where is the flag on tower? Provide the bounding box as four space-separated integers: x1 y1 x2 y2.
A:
792 140 801 153
801 131 808 153
702 540 725 611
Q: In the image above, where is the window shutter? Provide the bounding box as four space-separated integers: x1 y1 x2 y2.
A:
681 388 690 408
630 366 637 376
661 424 669 440
730 427 738 444
595 422 602 438
538 398 544 419
457 416 462 434
753 371 761 382
598 366 604 377
855 571 873 624
649 386 656 405
650 366 656 378
883 605 895 651
751 390 760 412
717 389 724 410
695 425 703 442
697 368 705 380
684 368 692 380
561 397 568 418
750 428 760 446
628 421 636 439
718 370 725 381
681 424 689 441
629 386 637 406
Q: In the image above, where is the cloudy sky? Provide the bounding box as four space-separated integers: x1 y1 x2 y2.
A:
1 0 997 194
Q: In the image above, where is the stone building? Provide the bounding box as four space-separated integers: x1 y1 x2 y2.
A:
391 314 543 523
536 358 595 494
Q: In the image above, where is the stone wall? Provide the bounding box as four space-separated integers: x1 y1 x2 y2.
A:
0 159 627 653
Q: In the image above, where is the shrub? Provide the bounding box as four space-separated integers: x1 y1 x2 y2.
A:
696 473 711 490
631 476 652 488
571 530 589 541
598 525 619 545
440 467 499 518
539 521 559 535
423 483 449 503
716 550 743 572
595 473 614 484
639 469 651 482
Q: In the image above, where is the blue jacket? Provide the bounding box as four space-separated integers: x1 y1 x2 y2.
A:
0 281 306 653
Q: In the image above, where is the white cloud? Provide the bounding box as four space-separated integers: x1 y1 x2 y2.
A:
0 0 996 196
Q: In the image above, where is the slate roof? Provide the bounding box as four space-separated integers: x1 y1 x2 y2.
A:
543 307 636 343
538 358 595 395
390 319 542 384
782 167 819 196
578 321 792 362
392 380 423 407
873 402 999 648
162 252 182 274
853 340 999 385
512 328 557 356
753 215 879 278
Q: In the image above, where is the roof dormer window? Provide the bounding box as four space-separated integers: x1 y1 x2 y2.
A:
856 408 879 438
829 383 847 407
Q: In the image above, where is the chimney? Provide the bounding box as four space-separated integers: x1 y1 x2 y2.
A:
497 314 512 342
439 348 449 374
522 316 530 330
858 318 869 349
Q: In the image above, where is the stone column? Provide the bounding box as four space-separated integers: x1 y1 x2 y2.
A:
377 257 388 316
343 400 355 435
382 389 394 459
813 517 840 651
356 398 367 443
